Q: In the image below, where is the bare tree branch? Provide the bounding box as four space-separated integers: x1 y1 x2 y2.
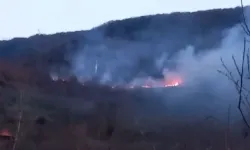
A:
12 90 24 150
237 37 249 128
247 49 250 77
219 37 250 128
232 55 242 76
241 0 250 36
225 104 231 150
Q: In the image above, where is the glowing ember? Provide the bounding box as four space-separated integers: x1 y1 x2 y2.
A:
0 129 13 137
127 74 183 89
163 78 182 87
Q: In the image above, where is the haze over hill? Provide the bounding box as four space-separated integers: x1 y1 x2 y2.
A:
0 6 249 122
1 5 250 149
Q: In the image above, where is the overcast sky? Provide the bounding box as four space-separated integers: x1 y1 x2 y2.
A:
0 0 249 39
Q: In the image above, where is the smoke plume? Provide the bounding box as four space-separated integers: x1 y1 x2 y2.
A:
54 8 250 125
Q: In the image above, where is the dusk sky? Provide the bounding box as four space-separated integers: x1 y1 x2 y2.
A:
0 0 249 39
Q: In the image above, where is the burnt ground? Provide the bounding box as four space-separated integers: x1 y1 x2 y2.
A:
0 61 249 150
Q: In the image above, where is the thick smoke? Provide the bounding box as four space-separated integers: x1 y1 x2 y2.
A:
165 25 247 119
62 8 250 125
70 24 246 87
175 25 245 87
161 9 250 122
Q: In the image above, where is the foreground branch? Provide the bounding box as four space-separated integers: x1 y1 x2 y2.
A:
218 38 250 128
12 90 23 150
241 0 250 36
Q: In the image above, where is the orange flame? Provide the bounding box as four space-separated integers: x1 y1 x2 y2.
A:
127 74 183 89
163 77 182 87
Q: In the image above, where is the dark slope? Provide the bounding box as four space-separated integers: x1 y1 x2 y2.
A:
101 7 242 42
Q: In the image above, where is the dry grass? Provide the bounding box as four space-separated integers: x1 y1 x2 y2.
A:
0 67 248 150
0 89 249 150
1 118 249 150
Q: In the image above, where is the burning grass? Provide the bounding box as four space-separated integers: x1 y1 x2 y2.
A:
50 67 184 90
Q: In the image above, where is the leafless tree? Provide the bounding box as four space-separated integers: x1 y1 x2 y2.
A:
12 90 23 150
218 0 250 129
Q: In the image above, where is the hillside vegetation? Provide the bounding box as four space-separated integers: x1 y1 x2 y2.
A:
0 6 249 150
